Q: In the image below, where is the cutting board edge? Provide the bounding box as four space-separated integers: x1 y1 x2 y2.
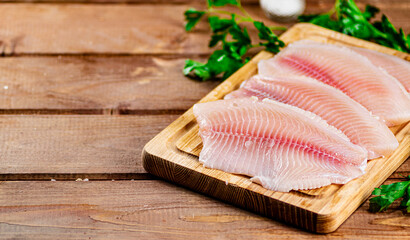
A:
141 23 410 233
142 128 410 233
142 145 325 233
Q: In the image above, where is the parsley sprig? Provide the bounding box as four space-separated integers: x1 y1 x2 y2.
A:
299 0 410 53
369 175 410 213
183 0 286 81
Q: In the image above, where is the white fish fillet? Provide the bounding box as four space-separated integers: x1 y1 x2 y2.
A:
193 98 368 192
349 46 410 92
225 75 399 159
258 40 410 126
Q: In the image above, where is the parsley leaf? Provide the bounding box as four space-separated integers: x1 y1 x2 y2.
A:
310 14 341 31
369 176 410 212
254 21 285 53
183 59 212 80
299 0 410 53
207 0 239 7
362 5 379 21
298 14 320 23
208 16 234 33
183 0 285 81
184 9 206 31
400 185 410 212
338 0 380 39
373 15 410 52
209 33 226 47
230 21 251 46
184 50 244 81
208 50 244 79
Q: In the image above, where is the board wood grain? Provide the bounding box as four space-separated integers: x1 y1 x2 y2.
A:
142 23 410 233
0 180 408 240
0 2 408 54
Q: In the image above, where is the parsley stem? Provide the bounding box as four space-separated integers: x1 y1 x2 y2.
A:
207 8 234 17
236 17 255 24
334 0 341 20
238 4 253 20
269 26 288 31
207 8 252 23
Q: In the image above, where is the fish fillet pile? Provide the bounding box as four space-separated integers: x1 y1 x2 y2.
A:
193 40 410 192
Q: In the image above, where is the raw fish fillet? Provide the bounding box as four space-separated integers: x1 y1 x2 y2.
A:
349 46 410 92
193 98 368 192
225 75 398 159
258 40 410 126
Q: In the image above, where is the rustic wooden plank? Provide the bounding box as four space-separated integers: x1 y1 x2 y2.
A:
0 180 408 239
0 4 270 55
0 2 408 54
0 56 219 112
0 115 177 176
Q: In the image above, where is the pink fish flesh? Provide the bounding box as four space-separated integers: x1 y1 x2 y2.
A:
193 98 368 192
258 40 410 126
349 46 410 93
224 75 399 159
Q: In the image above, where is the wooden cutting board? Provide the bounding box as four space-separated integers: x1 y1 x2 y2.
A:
142 23 410 233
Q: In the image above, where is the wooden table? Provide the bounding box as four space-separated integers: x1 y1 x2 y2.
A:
0 0 408 239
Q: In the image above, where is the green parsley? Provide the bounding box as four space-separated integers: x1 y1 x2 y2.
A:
299 0 410 53
369 175 410 213
183 0 286 81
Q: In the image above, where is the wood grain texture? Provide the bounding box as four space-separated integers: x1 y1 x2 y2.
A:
143 23 410 233
0 115 177 176
0 2 408 54
0 4 273 55
0 56 219 112
0 180 409 240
